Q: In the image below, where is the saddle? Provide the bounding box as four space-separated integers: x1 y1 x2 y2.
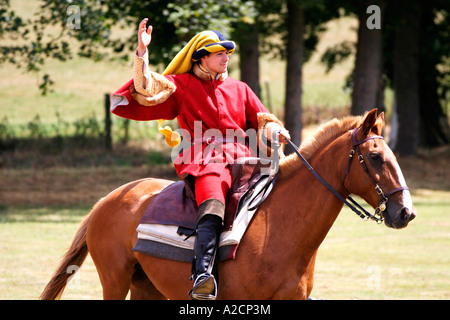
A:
133 157 277 262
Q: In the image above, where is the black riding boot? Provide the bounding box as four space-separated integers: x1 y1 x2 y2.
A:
189 199 224 300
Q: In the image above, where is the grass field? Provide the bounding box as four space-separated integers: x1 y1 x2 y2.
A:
0 206 103 299
0 144 448 300
1 188 449 300
315 190 450 300
1 1 449 300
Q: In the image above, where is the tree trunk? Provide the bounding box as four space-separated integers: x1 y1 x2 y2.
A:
351 0 384 116
238 23 261 98
418 6 450 147
284 0 304 149
393 1 420 156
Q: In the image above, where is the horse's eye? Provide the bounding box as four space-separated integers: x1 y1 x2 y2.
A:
370 153 383 162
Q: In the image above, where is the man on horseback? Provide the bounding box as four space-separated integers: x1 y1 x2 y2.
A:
110 18 289 300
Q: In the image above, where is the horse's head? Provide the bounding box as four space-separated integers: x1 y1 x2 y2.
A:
344 109 416 229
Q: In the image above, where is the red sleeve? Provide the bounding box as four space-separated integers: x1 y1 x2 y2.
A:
110 77 179 121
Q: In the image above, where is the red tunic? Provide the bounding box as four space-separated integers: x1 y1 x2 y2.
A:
111 73 269 178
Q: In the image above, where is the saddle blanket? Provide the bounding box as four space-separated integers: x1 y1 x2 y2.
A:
133 172 272 262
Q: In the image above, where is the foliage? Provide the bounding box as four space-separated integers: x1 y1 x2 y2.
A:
320 0 449 104
320 40 354 73
1 0 340 90
317 0 449 148
165 0 257 39
0 0 261 92
254 0 340 63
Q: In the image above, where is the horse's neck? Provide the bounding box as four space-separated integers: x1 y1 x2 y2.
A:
262 134 351 261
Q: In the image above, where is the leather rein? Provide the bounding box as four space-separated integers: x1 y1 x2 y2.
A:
286 127 409 224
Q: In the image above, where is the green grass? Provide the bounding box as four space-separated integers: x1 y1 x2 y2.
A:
0 189 448 300
313 190 450 300
0 56 131 125
0 206 103 300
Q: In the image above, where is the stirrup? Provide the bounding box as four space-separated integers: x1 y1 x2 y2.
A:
189 273 217 300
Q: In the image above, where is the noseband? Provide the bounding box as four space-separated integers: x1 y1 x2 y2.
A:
285 127 409 224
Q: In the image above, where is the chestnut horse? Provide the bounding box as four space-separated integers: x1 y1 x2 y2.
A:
41 109 416 300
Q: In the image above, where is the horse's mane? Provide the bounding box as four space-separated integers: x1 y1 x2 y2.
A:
279 114 364 179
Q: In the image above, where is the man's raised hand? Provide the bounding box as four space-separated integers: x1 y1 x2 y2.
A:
137 18 152 57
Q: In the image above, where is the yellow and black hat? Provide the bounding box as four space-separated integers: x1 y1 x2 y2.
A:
163 30 235 76
192 30 235 61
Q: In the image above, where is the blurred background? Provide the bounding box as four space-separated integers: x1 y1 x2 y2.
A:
0 0 448 299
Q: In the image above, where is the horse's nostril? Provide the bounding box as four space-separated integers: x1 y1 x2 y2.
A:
400 207 410 221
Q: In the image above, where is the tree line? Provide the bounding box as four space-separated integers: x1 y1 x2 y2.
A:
1 0 448 156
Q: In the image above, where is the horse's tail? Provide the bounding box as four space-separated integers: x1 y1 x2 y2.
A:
40 209 93 300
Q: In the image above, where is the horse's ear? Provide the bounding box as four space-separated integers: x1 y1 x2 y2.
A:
361 109 384 136
361 109 385 136
374 111 385 135
361 109 378 135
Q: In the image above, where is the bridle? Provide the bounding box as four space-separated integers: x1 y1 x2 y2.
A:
342 128 409 222
285 127 409 224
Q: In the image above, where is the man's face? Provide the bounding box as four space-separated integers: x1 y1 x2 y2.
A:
201 50 230 75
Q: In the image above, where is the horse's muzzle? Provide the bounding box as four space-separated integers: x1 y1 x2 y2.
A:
401 207 416 223
386 206 416 229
